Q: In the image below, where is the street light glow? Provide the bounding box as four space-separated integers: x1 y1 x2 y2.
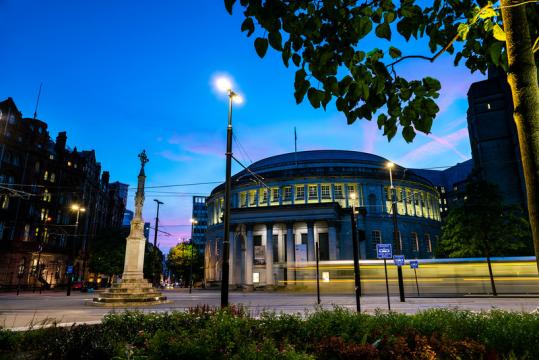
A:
190 218 198 225
386 161 394 168
71 204 80 211
232 94 243 104
215 76 232 93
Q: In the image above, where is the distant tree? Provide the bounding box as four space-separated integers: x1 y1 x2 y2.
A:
88 227 128 284
167 242 203 286
438 180 531 295
225 0 539 273
144 242 164 284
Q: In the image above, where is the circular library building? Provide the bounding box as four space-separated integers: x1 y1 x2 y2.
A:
204 150 441 289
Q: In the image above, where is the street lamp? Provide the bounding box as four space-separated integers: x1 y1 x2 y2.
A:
67 203 85 296
153 199 164 288
387 161 405 302
33 216 51 293
215 75 243 308
189 218 198 294
350 192 361 312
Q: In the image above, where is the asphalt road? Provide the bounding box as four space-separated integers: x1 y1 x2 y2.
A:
1 289 539 330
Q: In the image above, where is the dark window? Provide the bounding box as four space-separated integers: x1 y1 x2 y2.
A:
254 235 262 246
318 233 329 261
301 233 307 245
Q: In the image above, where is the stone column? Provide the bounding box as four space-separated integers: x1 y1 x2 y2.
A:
244 225 254 291
265 224 274 285
286 223 295 285
328 222 337 260
307 222 315 261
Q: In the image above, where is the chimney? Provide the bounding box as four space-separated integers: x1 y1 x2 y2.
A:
101 171 110 186
56 131 67 152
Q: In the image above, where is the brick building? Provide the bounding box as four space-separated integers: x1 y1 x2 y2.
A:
0 97 126 288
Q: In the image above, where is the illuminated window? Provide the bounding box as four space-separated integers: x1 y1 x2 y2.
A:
259 188 268 206
49 154 54 160
67 161 72 167
270 187 279 205
295 185 305 201
424 234 432 253
23 224 30 241
1 195 9 209
43 171 48 181
333 184 344 199
249 190 257 206
321 184 331 200
239 192 247 208
410 232 419 252
371 230 382 253
50 173 56 183
283 186 292 202
308 185 317 200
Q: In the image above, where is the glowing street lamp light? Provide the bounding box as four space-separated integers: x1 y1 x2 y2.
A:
386 161 405 302
215 75 243 308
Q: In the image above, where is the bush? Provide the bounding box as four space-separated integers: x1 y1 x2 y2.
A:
1 308 538 359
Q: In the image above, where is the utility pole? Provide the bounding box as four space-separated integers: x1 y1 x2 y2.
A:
350 192 361 312
153 199 163 288
387 162 405 302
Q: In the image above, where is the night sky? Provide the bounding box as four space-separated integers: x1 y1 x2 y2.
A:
1 0 484 252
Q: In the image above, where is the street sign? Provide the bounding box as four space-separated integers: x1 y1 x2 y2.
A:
393 255 405 266
66 265 73 274
410 260 419 269
376 243 392 259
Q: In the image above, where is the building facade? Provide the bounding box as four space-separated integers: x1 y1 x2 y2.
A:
467 70 527 209
204 150 441 288
0 97 125 288
191 196 208 250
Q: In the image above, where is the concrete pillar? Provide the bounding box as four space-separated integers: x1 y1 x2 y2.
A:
265 224 274 285
307 222 315 261
328 222 337 260
244 225 253 290
286 223 295 285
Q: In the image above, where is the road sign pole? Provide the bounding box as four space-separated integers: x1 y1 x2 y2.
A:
316 241 320 305
383 259 390 311
414 268 420 297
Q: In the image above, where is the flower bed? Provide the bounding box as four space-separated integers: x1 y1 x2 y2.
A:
1 307 538 359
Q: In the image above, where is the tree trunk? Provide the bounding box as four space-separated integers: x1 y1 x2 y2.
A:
500 1 539 274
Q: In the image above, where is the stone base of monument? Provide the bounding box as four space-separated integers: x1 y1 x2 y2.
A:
88 278 169 307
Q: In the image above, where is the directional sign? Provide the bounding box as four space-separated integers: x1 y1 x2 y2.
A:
410 260 419 269
376 243 392 259
66 265 74 274
393 255 405 266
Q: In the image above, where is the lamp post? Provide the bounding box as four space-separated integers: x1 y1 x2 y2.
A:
387 162 405 302
350 192 361 312
67 204 85 296
153 199 164 288
189 218 198 294
215 76 243 308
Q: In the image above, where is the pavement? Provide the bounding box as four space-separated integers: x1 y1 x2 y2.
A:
1 289 538 330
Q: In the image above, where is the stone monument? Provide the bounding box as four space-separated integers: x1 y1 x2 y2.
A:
91 150 167 306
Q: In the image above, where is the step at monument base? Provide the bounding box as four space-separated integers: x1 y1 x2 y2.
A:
88 278 169 307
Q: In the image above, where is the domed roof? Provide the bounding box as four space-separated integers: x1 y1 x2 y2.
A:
247 150 390 172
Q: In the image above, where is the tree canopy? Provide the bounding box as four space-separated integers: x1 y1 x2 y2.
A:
225 0 539 272
167 242 203 285
438 180 532 258
88 227 128 277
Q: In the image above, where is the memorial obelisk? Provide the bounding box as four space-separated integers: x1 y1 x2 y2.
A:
91 150 167 306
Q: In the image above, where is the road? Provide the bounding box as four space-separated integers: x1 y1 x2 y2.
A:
1 289 538 330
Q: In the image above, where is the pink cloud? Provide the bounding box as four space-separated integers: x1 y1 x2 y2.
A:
398 127 470 165
158 150 193 162
167 133 225 157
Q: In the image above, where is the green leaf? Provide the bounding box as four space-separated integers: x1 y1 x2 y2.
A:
478 6 497 19
422 77 441 91
292 53 301 67
356 17 373 39
224 0 236 15
388 46 402 59
488 41 503 66
268 31 283 50
457 23 469 40
492 24 506 42
375 22 391 40
241 18 255 37
254 37 269 58
402 126 416 142
377 114 387 129
307 88 323 109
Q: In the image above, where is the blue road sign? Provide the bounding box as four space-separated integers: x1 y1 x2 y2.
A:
393 255 405 266
66 265 73 274
376 243 392 259
410 260 419 269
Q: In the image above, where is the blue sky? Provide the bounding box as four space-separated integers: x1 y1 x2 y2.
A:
0 0 484 252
